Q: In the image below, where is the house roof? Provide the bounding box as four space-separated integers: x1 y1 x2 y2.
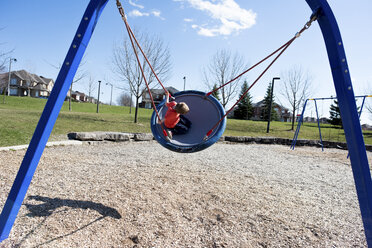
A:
0 70 54 85
32 84 47 91
148 86 179 95
253 100 289 111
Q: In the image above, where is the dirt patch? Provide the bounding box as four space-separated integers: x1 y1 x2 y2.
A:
0 142 370 247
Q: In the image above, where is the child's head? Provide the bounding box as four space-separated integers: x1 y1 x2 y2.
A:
174 102 189 114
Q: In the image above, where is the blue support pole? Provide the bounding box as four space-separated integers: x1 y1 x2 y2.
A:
0 0 109 242
358 96 367 119
347 96 367 159
305 0 372 245
290 99 308 150
314 99 324 151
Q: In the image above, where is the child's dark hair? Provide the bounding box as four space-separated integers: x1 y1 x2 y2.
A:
174 102 189 114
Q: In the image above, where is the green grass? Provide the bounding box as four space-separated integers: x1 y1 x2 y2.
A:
0 96 371 147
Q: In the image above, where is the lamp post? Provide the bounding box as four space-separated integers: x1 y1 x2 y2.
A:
266 77 280 133
106 82 113 105
183 76 186 91
3 58 17 104
96 80 101 113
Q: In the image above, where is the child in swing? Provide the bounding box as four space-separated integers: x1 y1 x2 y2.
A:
161 92 191 139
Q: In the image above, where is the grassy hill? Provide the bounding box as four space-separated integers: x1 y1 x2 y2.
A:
0 96 371 147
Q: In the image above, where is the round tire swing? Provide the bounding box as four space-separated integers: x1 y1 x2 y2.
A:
151 90 226 153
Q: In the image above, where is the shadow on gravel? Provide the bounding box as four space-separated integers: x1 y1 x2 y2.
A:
24 195 121 219
14 195 121 247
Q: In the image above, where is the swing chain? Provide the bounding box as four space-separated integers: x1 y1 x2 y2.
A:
116 0 127 20
295 12 318 38
305 12 318 29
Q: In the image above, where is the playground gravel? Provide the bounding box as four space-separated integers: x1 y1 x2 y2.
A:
0 141 371 247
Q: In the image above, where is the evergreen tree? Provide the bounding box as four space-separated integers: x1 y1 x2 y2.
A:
329 100 342 127
234 81 253 120
211 83 221 101
261 83 279 121
329 99 360 128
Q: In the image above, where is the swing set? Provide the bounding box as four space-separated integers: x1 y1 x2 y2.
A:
291 95 372 151
1 0 371 245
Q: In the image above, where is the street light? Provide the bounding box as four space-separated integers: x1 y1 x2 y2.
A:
97 80 101 113
106 82 113 106
183 76 186 91
3 58 17 104
106 83 114 106
7 58 17 96
266 77 280 133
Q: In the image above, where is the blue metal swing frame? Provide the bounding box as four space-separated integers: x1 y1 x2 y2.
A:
291 95 370 151
1 0 371 245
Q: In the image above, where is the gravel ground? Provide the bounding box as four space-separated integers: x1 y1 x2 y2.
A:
0 141 371 247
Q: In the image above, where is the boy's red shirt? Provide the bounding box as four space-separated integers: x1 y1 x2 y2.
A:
164 101 180 128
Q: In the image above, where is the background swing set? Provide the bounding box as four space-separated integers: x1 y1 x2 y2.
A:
1 0 372 245
291 94 372 151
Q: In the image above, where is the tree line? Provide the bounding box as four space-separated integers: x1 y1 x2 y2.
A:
1 28 370 128
111 29 316 130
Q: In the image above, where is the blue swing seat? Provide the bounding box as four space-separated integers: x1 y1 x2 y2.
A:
151 90 226 153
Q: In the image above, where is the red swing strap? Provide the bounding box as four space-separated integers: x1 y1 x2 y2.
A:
204 14 318 140
116 0 170 139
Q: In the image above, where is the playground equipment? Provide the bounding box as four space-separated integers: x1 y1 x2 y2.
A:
151 90 226 153
1 0 371 245
291 95 372 151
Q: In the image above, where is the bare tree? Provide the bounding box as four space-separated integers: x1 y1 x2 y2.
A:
86 75 96 98
280 65 313 130
203 49 246 109
112 31 171 123
0 49 10 73
118 92 133 107
46 57 88 111
0 28 15 98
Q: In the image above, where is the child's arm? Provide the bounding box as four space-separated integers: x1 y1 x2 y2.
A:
165 92 170 104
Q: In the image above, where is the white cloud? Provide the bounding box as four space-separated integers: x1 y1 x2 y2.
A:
176 0 257 37
152 10 161 17
184 18 194 22
151 10 165 20
128 9 164 20
128 0 144 9
129 9 149 17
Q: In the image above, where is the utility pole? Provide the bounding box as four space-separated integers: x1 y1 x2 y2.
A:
266 77 280 133
3 58 17 104
96 80 101 113
183 76 186 91
106 82 113 105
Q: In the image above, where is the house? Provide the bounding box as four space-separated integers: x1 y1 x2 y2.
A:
302 116 330 124
0 70 54 98
251 100 291 122
139 86 179 109
71 91 88 102
362 124 372 131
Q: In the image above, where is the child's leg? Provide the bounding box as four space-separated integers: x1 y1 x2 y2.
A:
172 122 188 135
179 115 192 128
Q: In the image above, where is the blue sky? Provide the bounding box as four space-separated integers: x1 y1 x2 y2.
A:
0 0 371 123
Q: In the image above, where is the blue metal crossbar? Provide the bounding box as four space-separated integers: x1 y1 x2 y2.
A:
0 0 371 245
